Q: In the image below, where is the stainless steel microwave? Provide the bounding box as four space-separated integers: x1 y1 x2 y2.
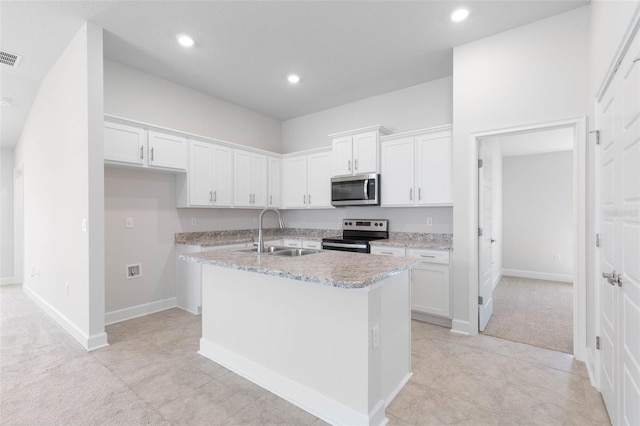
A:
331 173 380 206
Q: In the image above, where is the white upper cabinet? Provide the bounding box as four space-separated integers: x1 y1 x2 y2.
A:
282 149 333 209
267 157 281 208
104 119 187 172
330 126 389 177
183 139 233 207
147 131 187 170
380 125 453 207
234 150 267 208
104 121 146 166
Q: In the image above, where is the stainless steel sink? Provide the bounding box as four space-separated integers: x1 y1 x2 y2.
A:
270 248 321 257
238 246 283 254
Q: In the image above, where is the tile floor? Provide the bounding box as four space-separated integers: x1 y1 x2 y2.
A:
1 284 611 425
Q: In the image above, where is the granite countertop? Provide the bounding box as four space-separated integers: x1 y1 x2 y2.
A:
175 229 341 247
369 233 453 251
180 249 418 289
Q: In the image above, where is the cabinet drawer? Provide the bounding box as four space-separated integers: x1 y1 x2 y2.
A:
302 240 322 250
283 239 303 248
370 246 406 257
406 248 449 264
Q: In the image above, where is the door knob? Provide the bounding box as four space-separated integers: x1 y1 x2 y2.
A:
602 270 622 287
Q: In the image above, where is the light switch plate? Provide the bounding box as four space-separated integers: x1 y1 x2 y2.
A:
126 217 134 228
426 217 433 226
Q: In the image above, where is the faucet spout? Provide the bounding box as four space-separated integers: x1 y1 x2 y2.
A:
257 208 285 254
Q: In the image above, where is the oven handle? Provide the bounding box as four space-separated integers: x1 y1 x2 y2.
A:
322 242 369 249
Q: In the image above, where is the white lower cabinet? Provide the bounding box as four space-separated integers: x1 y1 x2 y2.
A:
371 245 451 320
176 242 247 314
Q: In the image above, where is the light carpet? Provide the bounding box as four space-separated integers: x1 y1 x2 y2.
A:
482 276 573 354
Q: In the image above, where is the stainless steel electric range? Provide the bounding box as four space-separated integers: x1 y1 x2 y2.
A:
321 219 389 253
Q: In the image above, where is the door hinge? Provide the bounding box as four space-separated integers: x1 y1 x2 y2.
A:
478 159 483 168
478 227 483 237
478 296 484 305
590 130 600 145
596 336 600 350
596 233 601 248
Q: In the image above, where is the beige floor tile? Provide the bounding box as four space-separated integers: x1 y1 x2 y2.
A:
224 399 288 425
255 392 320 425
430 366 509 410
216 369 273 401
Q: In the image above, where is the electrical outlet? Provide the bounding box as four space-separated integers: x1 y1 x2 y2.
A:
191 217 197 226
426 217 433 226
554 254 561 262
125 217 134 228
81 218 87 232
126 263 142 280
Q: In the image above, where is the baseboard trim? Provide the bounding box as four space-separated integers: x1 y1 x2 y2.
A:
385 372 413 407
105 297 177 325
199 338 385 426
1 276 15 286
23 285 93 351
502 269 573 283
451 319 470 335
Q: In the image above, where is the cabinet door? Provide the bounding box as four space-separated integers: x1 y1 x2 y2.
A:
370 246 406 257
332 136 353 176
212 145 233 207
307 151 332 208
233 150 252 207
411 263 450 318
415 135 453 205
353 131 378 174
282 156 308 208
148 131 187 170
268 157 281 208
104 121 145 165
380 138 415 206
189 141 214 206
251 154 268 207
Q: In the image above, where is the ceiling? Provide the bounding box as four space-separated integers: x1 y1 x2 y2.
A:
1 1 588 149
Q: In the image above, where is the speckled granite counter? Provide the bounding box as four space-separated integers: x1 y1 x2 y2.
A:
175 228 341 247
180 248 418 289
369 232 453 251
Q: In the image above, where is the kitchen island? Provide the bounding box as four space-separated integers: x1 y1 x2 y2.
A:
181 249 417 426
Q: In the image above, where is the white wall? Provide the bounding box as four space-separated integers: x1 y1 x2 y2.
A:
451 6 589 333
0 149 14 284
281 77 453 153
13 23 106 350
104 60 282 152
502 151 573 281
104 167 269 314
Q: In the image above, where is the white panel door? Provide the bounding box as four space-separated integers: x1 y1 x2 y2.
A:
148 131 186 170
233 150 252 207
104 121 145 165
212 145 233 207
268 157 281 208
282 156 308 208
189 141 214 206
380 138 415 206
353 131 378 174
307 151 332 208
478 150 494 332
415 135 453 205
251 154 268 207
598 28 640 426
332 136 353 176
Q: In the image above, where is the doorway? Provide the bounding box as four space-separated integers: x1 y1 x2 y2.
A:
469 118 586 359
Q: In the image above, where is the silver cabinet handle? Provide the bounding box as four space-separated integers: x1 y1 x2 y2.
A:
418 188 422 200
150 147 154 162
348 160 352 171
409 188 413 201
354 159 358 171
140 146 144 160
380 251 394 255
213 191 217 203
420 255 436 258
249 193 252 204
269 195 272 205
209 190 213 203
308 194 311 204
303 194 306 205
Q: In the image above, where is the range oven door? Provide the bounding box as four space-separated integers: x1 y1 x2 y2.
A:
331 174 379 206
321 241 369 253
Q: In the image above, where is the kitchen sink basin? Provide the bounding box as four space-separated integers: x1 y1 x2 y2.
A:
270 248 321 257
238 246 283 254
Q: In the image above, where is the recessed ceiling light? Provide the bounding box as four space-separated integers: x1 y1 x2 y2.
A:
451 8 469 22
0 98 13 107
177 34 195 47
287 74 300 84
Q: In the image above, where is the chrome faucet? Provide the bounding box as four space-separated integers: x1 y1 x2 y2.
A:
257 208 285 254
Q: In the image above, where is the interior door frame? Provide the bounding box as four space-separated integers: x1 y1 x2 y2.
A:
467 117 587 361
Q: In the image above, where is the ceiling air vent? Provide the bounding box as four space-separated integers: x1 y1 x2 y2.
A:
1 50 22 67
